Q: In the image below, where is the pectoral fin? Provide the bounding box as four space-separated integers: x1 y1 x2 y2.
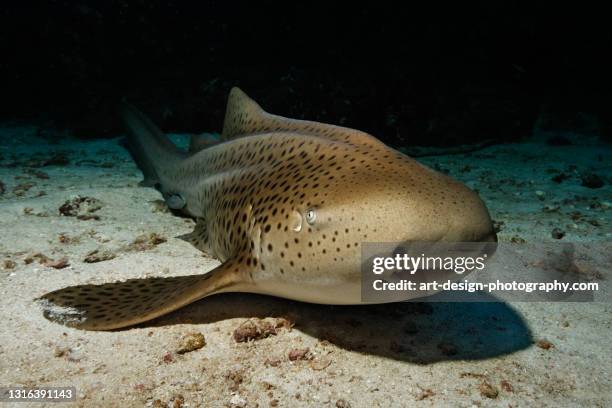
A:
178 218 212 256
37 260 244 330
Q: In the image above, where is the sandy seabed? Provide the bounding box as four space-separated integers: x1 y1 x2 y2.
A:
0 126 610 407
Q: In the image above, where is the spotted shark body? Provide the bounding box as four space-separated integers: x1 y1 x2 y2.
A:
39 88 496 330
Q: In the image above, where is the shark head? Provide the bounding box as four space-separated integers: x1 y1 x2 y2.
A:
251 134 497 300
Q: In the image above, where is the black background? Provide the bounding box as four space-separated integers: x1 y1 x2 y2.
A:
1 1 610 146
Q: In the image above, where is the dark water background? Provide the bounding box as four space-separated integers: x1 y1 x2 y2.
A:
1 1 611 148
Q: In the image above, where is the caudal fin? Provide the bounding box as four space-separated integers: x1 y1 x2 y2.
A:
120 101 186 187
37 262 241 330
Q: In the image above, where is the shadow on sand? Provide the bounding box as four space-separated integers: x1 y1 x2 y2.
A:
138 291 532 364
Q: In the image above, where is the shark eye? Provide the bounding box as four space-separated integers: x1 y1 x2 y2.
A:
305 208 317 225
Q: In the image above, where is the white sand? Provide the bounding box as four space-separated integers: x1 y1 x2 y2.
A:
0 125 610 407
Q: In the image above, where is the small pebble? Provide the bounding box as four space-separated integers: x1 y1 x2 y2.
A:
53 346 71 358
162 352 174 363
479 381 499 399
3 259 16 270
288 348 310 361
83 249 116 263
58 233 75 244
128 233 167 251
45 258 70 269
536 339 554 350
232 317 290 342
59 196 102 217
176 332 206 354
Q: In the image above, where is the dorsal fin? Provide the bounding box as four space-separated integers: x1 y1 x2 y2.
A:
221 87 267 140
221 87 383 148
